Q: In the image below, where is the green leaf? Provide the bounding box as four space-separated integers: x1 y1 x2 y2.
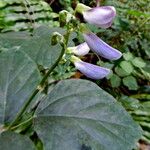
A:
33 26 65 37
131 57 146 68
127 10 150 18
110 74 121 87
33 25 76 47
67 32 76 47
34 79 142 150
0 32 30 48
120 61 133 74
119 96 141 110
123 52 134 61
0 26 63 68
0 49 41 125
115 66 130 77
123 76 139 90
0 131 35 150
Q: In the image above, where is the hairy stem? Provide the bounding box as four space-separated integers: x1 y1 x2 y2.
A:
8 43 66 129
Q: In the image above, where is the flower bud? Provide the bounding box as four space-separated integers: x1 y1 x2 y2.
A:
83 32 122 60
51 32 64 45
67 42 90 56
59 10 75 27
71 56 110 79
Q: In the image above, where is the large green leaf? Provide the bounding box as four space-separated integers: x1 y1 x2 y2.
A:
0 32 30 48
34 79 142 150
0 49 41 124
0 26 76 68
0 26 63 68
32 26 65 37
0 131 35 150
33 25 76 47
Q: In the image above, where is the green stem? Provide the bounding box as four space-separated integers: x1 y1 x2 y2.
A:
8 43 66 129
10 117 33 131
65 26 71 46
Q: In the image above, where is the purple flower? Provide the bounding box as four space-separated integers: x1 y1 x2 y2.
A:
74 60 110 79
68 42 90 56
83 6 116 28
83 32 122 60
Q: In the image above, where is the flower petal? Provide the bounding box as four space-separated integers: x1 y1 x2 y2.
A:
97 21 112 29
83 32 122 60
70 42 90 56
83 6 116 28
74 61 110 79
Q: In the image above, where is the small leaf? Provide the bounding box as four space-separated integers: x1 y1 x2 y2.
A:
0 131 35 150
123 52 134 61
34 79 142 150
115 66 130 77
110 74 121 87
131 57 146 68
123 76 139 90
120 61 133 74
0 49 41 124
119 96 141 110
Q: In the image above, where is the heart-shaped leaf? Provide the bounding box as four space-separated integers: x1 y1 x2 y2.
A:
0 49 41 124
34 79 142 150
0 26 63 68
32 25 76 47
0 131 35 150
19 36 61 68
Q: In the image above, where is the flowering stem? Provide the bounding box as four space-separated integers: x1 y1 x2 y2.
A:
7 42 66 130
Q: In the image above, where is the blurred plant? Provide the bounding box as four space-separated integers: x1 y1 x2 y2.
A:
0 0 59 32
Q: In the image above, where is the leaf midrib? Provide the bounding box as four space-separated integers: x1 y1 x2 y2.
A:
37 89 113 114
35 114 130 128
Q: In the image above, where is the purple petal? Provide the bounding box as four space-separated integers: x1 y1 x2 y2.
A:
83 6 116 28
83 32 122 60
98 21 112 29
74 61 110 79
72 42 90 56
